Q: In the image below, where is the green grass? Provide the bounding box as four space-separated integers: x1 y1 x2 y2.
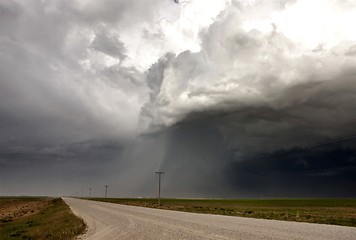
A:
88 198 356 227
0 198 86 240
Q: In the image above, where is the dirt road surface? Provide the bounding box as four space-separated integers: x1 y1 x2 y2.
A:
63 198 356 240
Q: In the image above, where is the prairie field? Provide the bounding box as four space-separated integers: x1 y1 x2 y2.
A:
0 197 85 240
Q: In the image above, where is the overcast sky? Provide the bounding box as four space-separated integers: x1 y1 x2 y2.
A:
0 0 356 198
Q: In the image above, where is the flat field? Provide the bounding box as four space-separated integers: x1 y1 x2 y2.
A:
0 197 85 240
89 198 356 227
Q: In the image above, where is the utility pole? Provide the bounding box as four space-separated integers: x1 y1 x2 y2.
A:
89 188 92 198
155 171 164 206
105 185 108 198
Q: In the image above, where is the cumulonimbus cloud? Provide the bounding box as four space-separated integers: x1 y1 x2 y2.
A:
140 0 356 134
1 0 356 197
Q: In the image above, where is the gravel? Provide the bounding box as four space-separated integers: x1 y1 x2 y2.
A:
64 198 356 240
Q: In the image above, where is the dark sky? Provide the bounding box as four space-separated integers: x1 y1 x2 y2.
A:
0 0 356 198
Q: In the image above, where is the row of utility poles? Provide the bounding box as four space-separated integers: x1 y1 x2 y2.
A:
77 186 109 198
78 172 165 205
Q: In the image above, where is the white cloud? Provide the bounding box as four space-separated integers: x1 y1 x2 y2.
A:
140 0 356 131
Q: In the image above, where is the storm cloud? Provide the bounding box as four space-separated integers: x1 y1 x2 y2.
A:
0 0 355 197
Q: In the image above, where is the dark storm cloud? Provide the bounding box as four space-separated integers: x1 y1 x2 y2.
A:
135 70 356 198
150 117 356 198
0 0 155 196
1 0 356 198
0 138 126 196
226 138 356 198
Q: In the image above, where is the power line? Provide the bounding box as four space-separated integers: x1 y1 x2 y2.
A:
273 131 356 154
155 171 164 206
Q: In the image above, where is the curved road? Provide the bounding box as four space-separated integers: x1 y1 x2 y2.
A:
64 198 356 240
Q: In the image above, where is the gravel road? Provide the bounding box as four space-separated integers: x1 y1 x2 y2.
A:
63 198 356 240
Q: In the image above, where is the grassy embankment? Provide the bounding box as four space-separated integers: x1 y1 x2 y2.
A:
89 198 356 227
0 197 85 240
